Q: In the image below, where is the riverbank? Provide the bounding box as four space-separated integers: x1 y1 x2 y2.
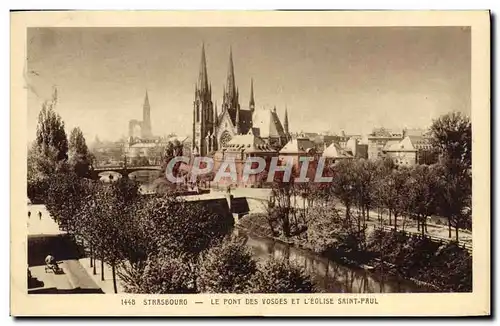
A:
237 213 472 292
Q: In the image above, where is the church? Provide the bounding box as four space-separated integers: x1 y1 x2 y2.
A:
192 44 290 157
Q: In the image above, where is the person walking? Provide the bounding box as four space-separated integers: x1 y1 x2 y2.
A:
38 211 42 220
28 211 31 219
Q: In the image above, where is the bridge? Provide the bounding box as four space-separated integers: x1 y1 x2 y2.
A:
90 165 163 180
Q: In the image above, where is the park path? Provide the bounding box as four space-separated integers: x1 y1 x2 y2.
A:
27 204 103 293
77 257 125 294
220 188 472 247
335 205 472 250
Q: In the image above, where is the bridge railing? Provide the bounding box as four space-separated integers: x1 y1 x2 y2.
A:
93 165 162 171
374 225 472 253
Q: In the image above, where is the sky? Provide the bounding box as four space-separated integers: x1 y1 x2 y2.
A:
26 27 471 142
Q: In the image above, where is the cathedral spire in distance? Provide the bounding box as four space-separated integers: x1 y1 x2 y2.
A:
144 89 150 108
197 43 209 93
142 90 152 138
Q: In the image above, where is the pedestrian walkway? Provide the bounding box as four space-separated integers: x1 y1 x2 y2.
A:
348 206 473 245
27 204 65 236
78 257 125 294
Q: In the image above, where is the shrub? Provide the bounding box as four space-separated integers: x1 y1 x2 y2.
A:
366 229 472 292
197 238 258 293
124 254 196 294
250 258 315 293
137 197 234 257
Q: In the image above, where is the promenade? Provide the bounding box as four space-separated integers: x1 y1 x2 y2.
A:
27 204 103 294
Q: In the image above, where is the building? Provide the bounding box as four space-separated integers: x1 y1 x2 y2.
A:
382 136 418 166
192 45 290 157
124 138 168 166
312 135 338 152
212 132 277 187
322 142 354 164
382 135 437 166
367 128 405 160
128 91 153 139
251 106 289 150
408 135 438 165
278 136 319 179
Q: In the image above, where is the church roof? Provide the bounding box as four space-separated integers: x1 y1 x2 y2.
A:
322 142 354 159
219 108 253 135
223 133 275 153
252 108 286 139
279 137 315 154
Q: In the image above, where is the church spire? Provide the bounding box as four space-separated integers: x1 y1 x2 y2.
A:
249 78 255 111
226 47 236 99
142 90 152 138
197 43 209 93
284 106 289 136
144 90 150 108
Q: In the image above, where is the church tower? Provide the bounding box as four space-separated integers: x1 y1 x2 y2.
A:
221 48 241 129
284 106 290 140
249 78 255 112
192 44 214 156
141 90 152 138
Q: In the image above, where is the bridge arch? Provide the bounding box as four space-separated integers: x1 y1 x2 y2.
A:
91 166 164 180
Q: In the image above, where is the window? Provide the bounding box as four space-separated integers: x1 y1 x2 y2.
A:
220 131 232 147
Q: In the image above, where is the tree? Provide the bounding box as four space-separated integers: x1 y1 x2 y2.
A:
137 197 234 258
435 164 472 241
71 176 145 293
406 165 441 235
124 254 197 294
28 88 69 202
197 238 258 293
268 166 302 238
45 170 89 232
35 88 68 162
172 139 184 157
68 127 92 178
376 167 410 231
372 158 395 225
352 159 377 226
304 205 364 255
27 143 58 203
249 258 315 293
330 160 357 222
429 111 471 170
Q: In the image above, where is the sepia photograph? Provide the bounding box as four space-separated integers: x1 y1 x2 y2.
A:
11 10 490 316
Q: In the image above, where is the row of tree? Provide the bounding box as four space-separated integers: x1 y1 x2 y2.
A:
43 168 316 293
28 88 317 294
267 112 472 243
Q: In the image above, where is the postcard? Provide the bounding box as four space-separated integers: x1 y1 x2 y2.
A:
11 10 490 317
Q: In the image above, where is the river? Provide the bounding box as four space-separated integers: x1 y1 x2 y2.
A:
234 228 432 293
126 171 432 293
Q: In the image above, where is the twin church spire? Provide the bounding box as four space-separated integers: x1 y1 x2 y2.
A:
196 44 254 114
192 44 259 156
